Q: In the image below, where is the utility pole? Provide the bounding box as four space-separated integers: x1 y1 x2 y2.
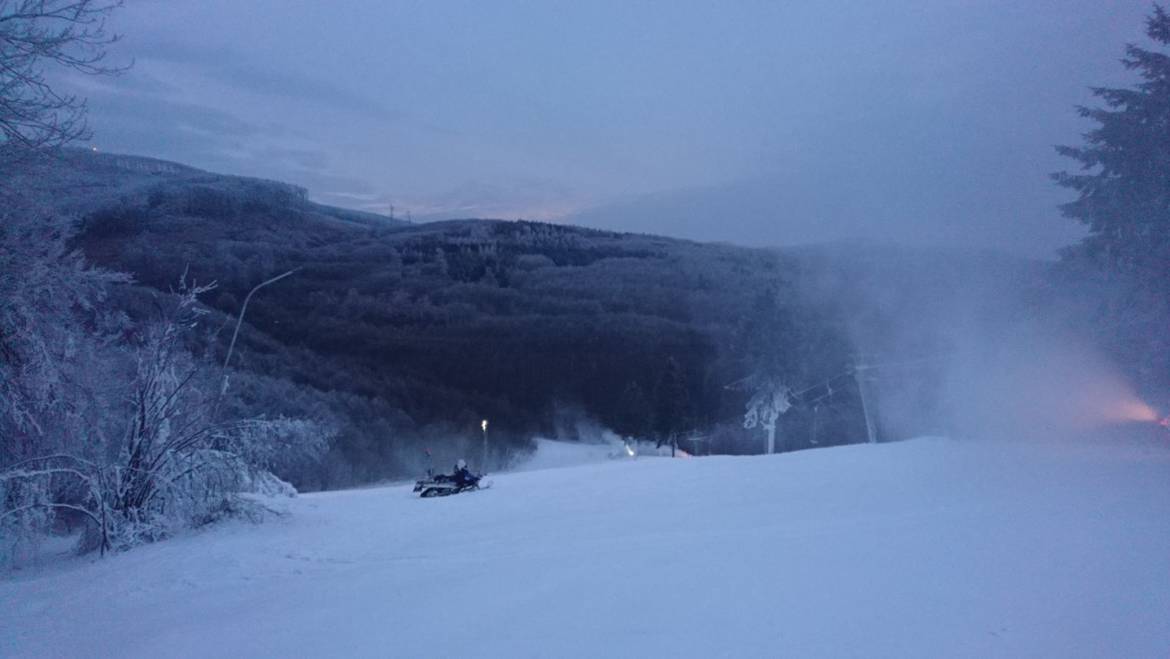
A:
810 405 820 446
853 359 877 444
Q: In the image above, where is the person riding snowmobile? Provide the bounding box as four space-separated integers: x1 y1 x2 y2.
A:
413 457 485 497
451 459 475 487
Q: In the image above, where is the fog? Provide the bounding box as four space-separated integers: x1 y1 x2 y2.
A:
941 328 1157 441
71 0 1150 258
804 244 1164 446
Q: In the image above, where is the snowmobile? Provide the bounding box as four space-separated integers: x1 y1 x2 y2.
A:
413 470 487 498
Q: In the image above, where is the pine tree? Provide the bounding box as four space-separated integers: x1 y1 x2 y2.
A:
1052 6 1170 391
653 357 689 456
617 380 650 440
1053 5 1170 275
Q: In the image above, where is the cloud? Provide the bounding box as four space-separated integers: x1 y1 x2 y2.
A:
72 81 338 190
104 70 180 96
128 40 400 121
567 172 1086 258
70 0 1151 254
251 146 330 173
400 179 586 221
308 177 586 221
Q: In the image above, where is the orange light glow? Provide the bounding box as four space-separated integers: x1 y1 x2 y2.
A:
1109 399 1159 423
1109 397 1155 423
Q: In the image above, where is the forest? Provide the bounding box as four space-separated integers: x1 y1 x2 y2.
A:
29 149 872 487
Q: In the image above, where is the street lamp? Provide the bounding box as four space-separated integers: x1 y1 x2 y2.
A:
213 268 298 420
481 419 489 471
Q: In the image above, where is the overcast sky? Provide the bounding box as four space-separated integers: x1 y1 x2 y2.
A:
71 1 1153 257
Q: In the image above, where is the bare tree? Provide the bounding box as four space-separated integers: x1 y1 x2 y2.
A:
0 0 128 555
0 2 334 565
0 0 125 157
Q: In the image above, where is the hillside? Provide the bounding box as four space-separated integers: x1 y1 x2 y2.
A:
3 436 1168 657
10 150 1052 490
11 150 869 488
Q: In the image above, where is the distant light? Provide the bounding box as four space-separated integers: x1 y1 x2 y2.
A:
625 444 635 457
481 419 488 432
90 146 98 152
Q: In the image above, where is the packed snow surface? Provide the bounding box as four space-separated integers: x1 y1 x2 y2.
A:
4 436 1170 658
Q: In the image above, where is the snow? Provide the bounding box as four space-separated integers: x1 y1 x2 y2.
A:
3 436 1170 658
509 437 682 472
509 437 630 471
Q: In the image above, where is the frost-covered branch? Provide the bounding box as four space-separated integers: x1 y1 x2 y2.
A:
1 209 327 565
0 0 127 156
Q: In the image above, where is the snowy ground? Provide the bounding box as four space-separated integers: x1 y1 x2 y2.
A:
3 436 1169 658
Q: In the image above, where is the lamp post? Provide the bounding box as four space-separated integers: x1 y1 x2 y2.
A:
480 419 489 472
213 268 299 420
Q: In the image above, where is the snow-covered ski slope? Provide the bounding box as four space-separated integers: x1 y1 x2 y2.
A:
3 436 1170 658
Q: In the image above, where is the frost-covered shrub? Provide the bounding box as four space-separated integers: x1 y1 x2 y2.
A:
1 201 332 565
0 199 129 458
227 417 334 483
0 477 52 566
84 284 325 550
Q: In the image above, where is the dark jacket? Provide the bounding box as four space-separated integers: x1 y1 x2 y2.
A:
452 466 475 486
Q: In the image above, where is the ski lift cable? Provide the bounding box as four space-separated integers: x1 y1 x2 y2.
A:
725 351 948 419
